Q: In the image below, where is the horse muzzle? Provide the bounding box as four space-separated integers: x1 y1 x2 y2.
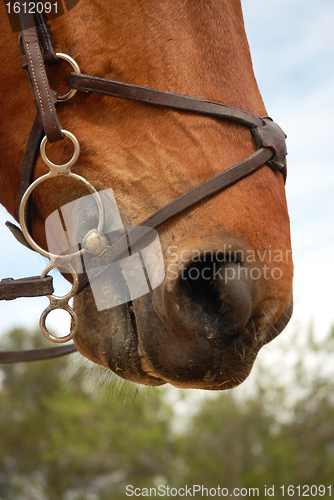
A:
73 242 293 390
131 250 293 389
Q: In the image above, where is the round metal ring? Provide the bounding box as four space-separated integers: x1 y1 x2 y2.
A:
19 131 105 264
19 173 104 263
41 263 79 302
40 130 80 173
39 264 79 343
40 303 78 343
55 53 81 102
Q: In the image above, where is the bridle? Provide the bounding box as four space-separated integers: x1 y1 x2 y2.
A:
0 7 287 364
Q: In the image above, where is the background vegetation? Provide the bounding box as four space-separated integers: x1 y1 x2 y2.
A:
1 325 333 499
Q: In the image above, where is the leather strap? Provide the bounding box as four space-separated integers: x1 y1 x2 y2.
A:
70 72 264 128
18 10 63 143
141 148 275 229
0 276 54 301
0 344 77 364
19 111 44 201
34 12 58 64
5 221 35 251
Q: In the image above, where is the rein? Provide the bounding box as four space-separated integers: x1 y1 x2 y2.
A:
0 8 287 363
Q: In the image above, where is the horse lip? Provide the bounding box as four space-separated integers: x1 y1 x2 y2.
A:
263 300 293 344
125 298 292 388
137 344 162 379
129 303 164 381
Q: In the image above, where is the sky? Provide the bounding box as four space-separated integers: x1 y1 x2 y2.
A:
1 0 334 347
241 0 334 342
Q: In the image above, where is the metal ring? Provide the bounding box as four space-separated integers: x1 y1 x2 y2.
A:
41 263 79 302
40 130 80 173
40 303 78 343
39 264 79 343
55 53 81 102
19 131 105 264
19 173 104 263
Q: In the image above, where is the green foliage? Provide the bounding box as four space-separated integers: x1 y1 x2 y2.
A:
0 330 176 499
0 325 334 499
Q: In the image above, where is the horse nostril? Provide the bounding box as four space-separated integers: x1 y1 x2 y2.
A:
180 256 254 334
182 259 223 316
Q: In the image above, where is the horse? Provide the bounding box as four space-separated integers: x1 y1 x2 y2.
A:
0 0 293 389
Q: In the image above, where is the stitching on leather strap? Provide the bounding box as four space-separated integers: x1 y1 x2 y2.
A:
36 43 54 114
26 43 45 115
26 41 54 116
18 13 63 142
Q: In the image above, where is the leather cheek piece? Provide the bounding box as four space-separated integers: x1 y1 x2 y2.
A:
18 19 63 143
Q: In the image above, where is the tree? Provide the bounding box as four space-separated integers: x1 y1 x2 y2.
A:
1 324 334 499
0 329 176 499
175 323 334 495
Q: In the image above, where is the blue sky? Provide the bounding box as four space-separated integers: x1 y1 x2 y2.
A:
242 0 334 340
1 0 333 343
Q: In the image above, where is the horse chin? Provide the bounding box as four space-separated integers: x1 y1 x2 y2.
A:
73 283 293 391
131 295 293 390
72 285 166 386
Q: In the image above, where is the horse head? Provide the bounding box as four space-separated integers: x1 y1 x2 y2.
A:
0 0 293 389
